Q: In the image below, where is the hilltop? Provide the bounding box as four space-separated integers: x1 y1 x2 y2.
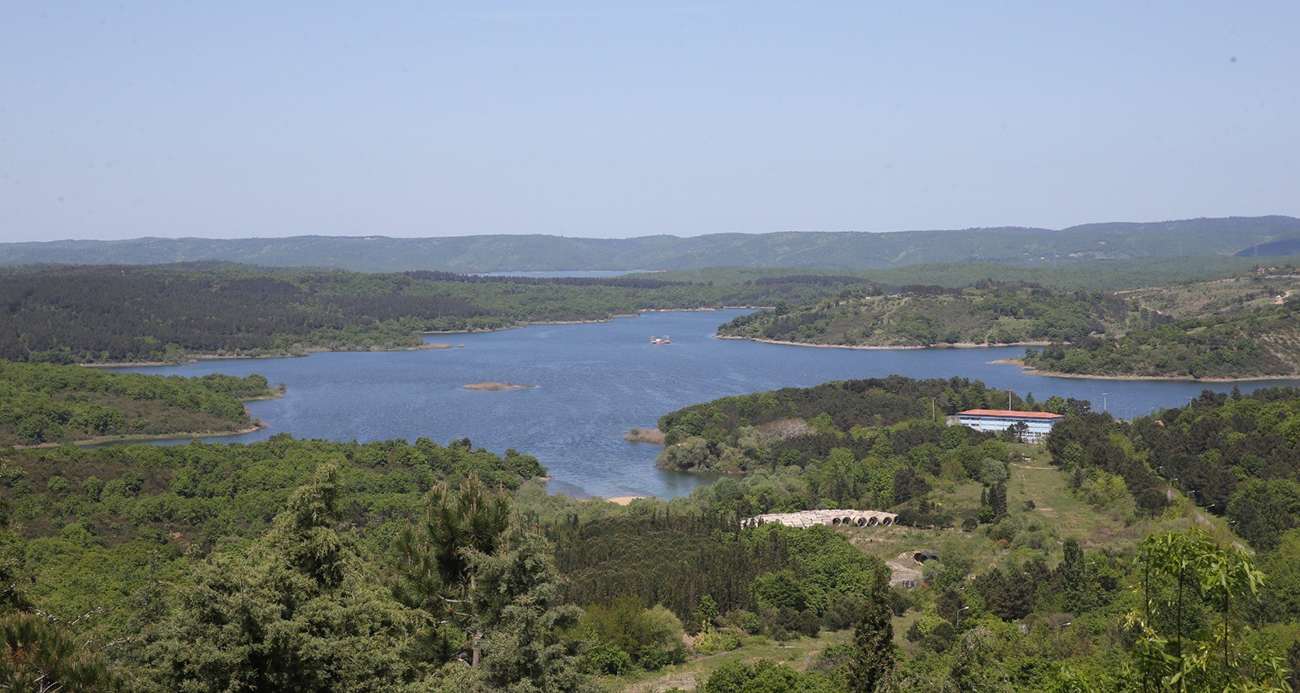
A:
715 283 1141 347
3 216 1298 272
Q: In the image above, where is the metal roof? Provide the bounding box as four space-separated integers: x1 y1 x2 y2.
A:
957 409 1064 420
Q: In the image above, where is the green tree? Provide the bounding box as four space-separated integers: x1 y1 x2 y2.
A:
847 568 894 692
1130 529 1289 693
0 612 119 692
394 473 510 668
142 463 417 692
471 527 591 693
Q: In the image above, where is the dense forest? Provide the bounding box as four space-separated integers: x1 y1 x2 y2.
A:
4 378 1300 690
2 216 1298 272
715 283 1145 346
0 359 274 446
1022 297 1300 379
0 264 854 364
636 255 1300 293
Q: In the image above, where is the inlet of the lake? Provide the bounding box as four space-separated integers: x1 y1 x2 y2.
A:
115 310 1298 499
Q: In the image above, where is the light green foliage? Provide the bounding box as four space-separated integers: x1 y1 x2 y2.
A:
704 659 842 693
1129 529 1289 693
575 596 685 672
743 525 888 615
0 360 271 445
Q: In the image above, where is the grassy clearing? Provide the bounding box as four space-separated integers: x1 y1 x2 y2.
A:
612 630 852 692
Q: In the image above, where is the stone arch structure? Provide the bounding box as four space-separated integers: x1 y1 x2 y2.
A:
741 509 898 530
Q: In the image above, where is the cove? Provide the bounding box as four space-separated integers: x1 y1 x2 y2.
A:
115 310 1300 500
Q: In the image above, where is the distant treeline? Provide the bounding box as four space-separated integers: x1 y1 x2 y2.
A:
3 216 1298 271
0 264 851 364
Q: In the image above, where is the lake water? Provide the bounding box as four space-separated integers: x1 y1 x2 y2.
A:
116 310 1300 499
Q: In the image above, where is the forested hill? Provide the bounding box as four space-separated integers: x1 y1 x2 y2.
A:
716 283 1145 347
0 264 854 364
1021 298 1300 379
0 360 275 445
3 215 1298 272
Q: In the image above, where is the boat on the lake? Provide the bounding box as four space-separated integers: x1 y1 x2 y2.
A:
650 334 672 345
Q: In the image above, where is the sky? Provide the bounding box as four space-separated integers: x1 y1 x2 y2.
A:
1 1 1297 242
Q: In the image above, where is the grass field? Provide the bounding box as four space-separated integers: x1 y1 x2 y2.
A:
612 630 852 693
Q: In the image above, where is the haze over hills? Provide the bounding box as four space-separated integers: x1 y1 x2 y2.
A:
4 216 1299 273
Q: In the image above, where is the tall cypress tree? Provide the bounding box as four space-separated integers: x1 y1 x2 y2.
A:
847 567 894 693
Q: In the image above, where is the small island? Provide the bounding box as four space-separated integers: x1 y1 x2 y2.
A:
624 427 665 444
462 381 537 391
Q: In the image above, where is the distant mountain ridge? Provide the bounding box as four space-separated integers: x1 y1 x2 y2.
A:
3 216 1298 273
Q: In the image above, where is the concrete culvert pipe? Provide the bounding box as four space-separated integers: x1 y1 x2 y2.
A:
831 517 841 526
854 517 867 527
882 517 893 526
867 516 878 526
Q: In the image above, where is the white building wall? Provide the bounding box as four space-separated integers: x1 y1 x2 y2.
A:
957 415 1059 442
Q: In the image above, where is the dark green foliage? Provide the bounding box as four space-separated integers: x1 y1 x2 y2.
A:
394 474 511 667
0 265 851 363
846 569 894 693
574 596 685 672
551 513 786 621
1046 412 1169 515
1130 387 1300 548
0 360 271 445
655 376 1029 474
141 463 417 692
703 658 842 693
0 612 119 692
471 527 591 693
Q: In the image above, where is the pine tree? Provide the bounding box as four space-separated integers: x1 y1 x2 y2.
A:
846 568 894 693
394 473 510 668
142 463 417 692
471 527 591 693
0 612 119 692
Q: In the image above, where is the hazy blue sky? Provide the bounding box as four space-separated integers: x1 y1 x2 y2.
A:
2 2 1297 241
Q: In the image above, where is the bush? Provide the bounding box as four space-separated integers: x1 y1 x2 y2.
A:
583 642 632 675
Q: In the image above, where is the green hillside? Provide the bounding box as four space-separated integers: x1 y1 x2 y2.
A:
716 284 1141 347
0 360 275 446
2 216 1297 272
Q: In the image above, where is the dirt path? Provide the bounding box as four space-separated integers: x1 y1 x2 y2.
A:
886 552 923 587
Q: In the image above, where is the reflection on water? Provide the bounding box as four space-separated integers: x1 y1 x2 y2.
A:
115 310 1298 499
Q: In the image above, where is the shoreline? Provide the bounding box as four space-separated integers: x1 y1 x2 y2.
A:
77 308 768 367
425 307 771 336
12 420 269 450
463 382 537 391
990 358 1300 383
79 342 449 368
715 335 1055 350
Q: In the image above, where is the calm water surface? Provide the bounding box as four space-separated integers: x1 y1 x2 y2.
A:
118 310 1300 499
